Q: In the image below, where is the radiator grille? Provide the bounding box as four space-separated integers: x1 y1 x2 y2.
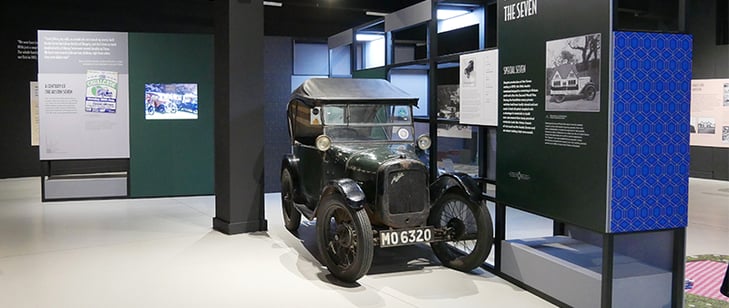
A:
385 169 427 214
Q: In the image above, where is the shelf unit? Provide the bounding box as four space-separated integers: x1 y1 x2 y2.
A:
328 0 497 182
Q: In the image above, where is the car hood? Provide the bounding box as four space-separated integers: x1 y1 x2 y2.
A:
330 143 422 173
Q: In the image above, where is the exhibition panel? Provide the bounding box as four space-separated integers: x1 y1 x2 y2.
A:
37 30 131 200
37 30 130 160
36 30 215 200
494 0 691 306
496 0 612 233
128 33 214 198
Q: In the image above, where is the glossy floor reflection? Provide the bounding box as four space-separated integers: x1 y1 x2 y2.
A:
0 177 552 308
0 177 727 307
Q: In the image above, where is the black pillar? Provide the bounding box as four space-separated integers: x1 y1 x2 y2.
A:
213 0 268 234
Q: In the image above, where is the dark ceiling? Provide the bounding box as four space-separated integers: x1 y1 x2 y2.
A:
1 0 424 39
2 0 689 39
263 0 424 38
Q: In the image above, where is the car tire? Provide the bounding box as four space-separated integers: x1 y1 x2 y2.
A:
316 193 373 283
146 104 154 115
583 86 596 101
553 95 566 103
170 104 178 113
428 191 493 272
280 169 301 233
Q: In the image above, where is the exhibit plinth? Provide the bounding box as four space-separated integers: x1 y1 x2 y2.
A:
43 173 127 200
501 235 673 308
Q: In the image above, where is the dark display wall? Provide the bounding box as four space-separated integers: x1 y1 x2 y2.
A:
128 33 214 197
0 30 41 178
496 0 612 232
263 37 293 193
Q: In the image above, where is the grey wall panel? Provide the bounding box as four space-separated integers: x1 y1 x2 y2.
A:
44 175 127 199
328 29 353 49
385 0 431 33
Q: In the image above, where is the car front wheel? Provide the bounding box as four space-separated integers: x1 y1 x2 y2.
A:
280 169 301 233
428 191 493 272
316 193 373 283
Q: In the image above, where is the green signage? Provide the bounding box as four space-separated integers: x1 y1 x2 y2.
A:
496 0 612 232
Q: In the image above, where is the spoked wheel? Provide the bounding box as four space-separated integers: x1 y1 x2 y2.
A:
280 169 301 233
428 192 493 272
169 103 178 113
146 104 154 115
316 193 373 283
583 86 596 101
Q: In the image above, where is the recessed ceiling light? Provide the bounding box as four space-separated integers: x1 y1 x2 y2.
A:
437 8 469 20
365 11 388 17
263 1 283 7
356 34 384 41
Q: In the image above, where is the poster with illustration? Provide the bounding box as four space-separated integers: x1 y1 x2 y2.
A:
85 70 118 113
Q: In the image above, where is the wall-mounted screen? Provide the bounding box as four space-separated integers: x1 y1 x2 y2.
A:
145 83 198 120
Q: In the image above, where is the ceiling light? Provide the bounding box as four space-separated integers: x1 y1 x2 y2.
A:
365 11 388 17
437 8 469 20
356 34 384 42
263 1 283 7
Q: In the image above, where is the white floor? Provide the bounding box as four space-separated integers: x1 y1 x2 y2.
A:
0 177 726 307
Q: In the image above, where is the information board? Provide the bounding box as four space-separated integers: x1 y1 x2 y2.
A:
38 30 129 160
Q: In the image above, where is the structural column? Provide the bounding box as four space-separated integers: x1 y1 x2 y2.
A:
213 0 267 234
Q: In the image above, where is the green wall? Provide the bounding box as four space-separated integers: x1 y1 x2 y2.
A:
352 67 387 79
496 0 611 232
128 33 214 197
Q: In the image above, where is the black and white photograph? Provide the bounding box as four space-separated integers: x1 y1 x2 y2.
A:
461 58 476 87
723 126 729 143
697 117 716 134
723 83 729 107
690 117 697 134
545 33 601 112
437 84 460 120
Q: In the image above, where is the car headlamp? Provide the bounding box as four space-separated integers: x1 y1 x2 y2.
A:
315 135 332 151
417 135 432 150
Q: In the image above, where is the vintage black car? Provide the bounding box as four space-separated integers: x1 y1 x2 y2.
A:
281 78 493 282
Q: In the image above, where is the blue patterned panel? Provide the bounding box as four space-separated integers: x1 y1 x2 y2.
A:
610 32 692 233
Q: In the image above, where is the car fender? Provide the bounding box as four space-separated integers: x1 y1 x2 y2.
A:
318 178 365 213
281 154 305 204
430 173 483 203
580 83 596 95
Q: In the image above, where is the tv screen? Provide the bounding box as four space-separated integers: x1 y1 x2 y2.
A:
145 83 198 120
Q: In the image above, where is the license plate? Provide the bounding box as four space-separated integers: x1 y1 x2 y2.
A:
379 227 434 248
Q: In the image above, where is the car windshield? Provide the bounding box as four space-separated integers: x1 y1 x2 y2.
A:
322 104 414 142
